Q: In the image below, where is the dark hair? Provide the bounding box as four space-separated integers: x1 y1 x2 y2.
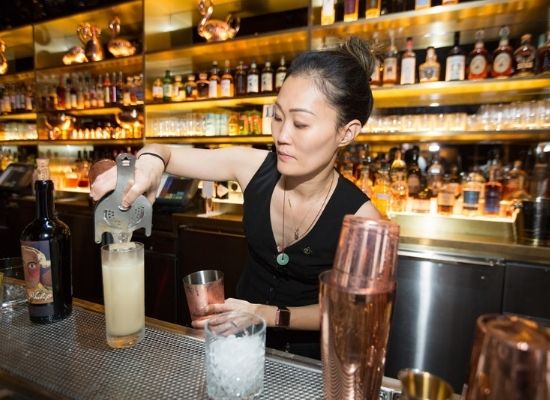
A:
286 36 375 128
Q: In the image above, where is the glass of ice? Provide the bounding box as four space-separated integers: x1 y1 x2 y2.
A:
101 242 145 348
205 311 266 399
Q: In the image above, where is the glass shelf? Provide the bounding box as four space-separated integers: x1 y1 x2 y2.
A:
145 95 276 114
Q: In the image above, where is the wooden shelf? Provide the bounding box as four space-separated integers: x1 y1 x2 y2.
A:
311 0 549 49
0 140 38 146
34 55 143 77
0 71 34 84
145 95 276 113
145 135 272 145
0 112 37 121
38 106 143 117
372 77 550 108
36 139 144 146
145 27 308 74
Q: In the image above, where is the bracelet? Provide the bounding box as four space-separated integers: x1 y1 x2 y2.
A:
138 152 167 170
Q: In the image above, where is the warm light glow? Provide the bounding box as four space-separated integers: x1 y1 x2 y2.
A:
428 143 440 152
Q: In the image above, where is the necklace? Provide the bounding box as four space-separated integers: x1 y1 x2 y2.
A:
276 171 335 266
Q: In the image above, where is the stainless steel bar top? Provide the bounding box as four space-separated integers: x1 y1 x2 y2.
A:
0 300 402 399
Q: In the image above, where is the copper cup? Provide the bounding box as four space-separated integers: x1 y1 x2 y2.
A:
183 270 224 321
398 369 454 400
466 316 550 400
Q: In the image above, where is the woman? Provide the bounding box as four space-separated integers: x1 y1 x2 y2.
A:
91 36 380 359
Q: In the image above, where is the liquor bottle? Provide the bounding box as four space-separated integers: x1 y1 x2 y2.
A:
415 0 430 10
366 0 381 18
247 61 260 94
96 78 105 108
20 159 72 324
152 78 163 102
419 46 440 82
343 0 359 22
221 60 234 98
173 74 184 101
468 30 489 80
492 26 514 79
514 34 536 77
275 56 287 92
411 185 432 213
372 167 391 217
69 76 78 109
390 151 408 212
103 73 111 105
116 72 124 104
184 74 198 100
400 37 416 85
427 154 443 195
370 33 383 86
261 61 274 93
445 32 465 81
56 75 66 110
321 0 335 25
437 177 456 215
484 168 502 215
383 31 399 86
503 160 528 201
536 29 550 75
462 168 485 215
406 147 422 196
196 72 209 99
235 61 247 96
111 72 118 104
390 150 407 182
162 70 173 102
135 74 144 103
208 61 221 99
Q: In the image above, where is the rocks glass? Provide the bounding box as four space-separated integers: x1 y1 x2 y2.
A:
320 216 399 399
205 311 266 399
101 242 145 348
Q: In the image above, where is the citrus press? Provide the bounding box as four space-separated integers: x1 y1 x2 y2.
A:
94 153 152 243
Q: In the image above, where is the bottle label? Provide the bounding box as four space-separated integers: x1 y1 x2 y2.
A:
20 240 54 305
420 65 438 82
383 58 398 82
493 53 512 74
163 84 172 98
400 58 416 84
247 75 259 93
463 189 480 206
221 80 232 97
516 61 534 71
261 73 273 92
275 72 286 90
370 58 381 83
469 55 487 76
208 81 218 98
445 55 465 81
407 175 421 194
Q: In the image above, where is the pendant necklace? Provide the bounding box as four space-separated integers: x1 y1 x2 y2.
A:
276 172 335 267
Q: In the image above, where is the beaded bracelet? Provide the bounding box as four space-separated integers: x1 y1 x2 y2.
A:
138 152 167 170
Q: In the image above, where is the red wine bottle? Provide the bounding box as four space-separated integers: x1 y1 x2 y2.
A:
20 160 72 323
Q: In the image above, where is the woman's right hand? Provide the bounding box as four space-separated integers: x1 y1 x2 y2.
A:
90 154 165 207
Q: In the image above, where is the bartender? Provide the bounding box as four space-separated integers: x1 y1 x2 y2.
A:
91 36 380 359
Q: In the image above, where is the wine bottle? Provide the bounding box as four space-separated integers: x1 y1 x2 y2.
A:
20 159 72 324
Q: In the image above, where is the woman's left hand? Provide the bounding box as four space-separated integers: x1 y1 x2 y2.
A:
191 298 258 329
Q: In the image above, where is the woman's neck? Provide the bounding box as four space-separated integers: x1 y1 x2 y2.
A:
282 166 336 201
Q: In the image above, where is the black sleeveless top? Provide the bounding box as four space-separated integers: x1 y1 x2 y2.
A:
237 151 369 308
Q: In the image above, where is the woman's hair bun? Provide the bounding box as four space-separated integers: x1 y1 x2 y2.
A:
338 36 376 80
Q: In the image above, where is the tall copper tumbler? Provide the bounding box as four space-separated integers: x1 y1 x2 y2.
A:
320 216 399 400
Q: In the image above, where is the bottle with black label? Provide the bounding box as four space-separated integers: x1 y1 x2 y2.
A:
445 32 465 81
20 159 72 324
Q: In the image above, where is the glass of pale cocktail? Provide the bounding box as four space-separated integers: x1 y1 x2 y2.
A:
101 242 145 348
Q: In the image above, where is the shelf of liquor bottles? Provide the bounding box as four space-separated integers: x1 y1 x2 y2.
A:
310 0 548 49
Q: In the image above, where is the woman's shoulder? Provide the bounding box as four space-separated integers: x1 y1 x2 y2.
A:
232 148 272 192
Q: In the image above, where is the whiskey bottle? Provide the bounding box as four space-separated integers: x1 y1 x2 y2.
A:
103 73 112 105
468 30 489 80
492 26 514 79
343 0 359 22
275 56 288 92
415 0 430 10
419 46 440 82
406 147 422 196
173 74 184 101
261 61 274 93
235 61 247 96
184 74 198 100
514 34 536 77
400 37 416 85
366 0 382 18
152 78 163 102
221 60 234 98
321 0 335 25
162 70 173 102
370 32 383 86
484 168 502 215
383 31 399 86
536 30 550 75
196 72 209 99
208 61 221 99
445 32 465 81
437 177 456 215
247 61 260 94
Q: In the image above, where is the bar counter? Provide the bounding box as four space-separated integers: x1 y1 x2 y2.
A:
0 297 403 400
